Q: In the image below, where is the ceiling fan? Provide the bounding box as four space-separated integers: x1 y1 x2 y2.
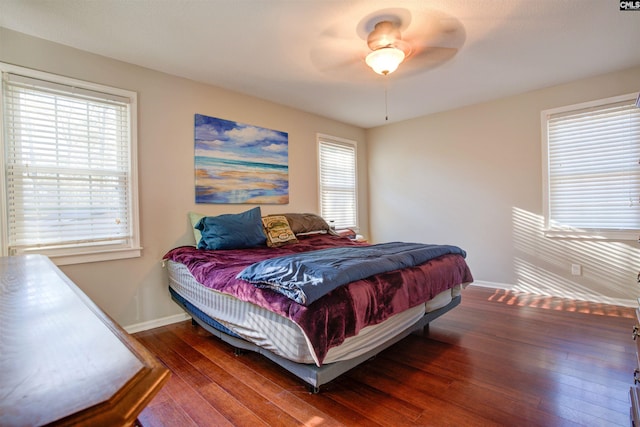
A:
310 8 466 79
364 20 411 75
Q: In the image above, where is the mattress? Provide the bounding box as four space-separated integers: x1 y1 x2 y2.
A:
167 260 461 366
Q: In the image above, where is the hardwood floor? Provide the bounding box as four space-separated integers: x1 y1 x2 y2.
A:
134 285 636 426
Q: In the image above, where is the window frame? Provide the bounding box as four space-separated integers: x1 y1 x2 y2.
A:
317 133 359 231
541 92 640 241
0 63 141 265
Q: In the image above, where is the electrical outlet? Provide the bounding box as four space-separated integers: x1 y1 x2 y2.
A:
571 264 582 276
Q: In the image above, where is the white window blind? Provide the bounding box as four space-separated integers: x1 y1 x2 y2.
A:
318 136 357 230
1 65 140 263
543 93 640 239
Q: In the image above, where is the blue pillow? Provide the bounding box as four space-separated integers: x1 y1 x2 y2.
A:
195 207 266 250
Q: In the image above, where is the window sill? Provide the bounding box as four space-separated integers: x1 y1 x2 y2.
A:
544 229 639 242
19 247 143 266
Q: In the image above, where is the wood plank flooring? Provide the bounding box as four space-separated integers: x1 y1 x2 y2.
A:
134 285 636 426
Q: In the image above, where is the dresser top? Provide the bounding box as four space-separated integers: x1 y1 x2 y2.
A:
0 255 168 426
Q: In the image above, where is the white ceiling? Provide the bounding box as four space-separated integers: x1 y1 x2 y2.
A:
1 0 639 128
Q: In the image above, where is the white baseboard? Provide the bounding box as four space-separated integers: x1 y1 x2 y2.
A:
470 280 636 308
124 312 191 334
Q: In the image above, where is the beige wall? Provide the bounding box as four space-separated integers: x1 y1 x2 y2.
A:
0 28 368 328
367 66 640 306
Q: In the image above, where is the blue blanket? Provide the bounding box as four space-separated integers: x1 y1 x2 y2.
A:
237 242 466 305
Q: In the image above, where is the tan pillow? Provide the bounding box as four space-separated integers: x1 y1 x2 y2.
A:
189 211 205 245
262 215 298 247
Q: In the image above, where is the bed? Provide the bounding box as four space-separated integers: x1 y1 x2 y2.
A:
163 209 473 392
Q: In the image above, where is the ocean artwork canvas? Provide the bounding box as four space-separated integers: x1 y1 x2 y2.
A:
194 114 289 204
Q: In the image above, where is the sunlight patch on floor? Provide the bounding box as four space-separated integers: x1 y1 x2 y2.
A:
486 287 634 318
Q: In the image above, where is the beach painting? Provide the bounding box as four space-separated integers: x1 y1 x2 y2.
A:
194 114 289 204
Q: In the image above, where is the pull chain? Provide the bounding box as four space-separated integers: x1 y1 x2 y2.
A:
384 75 389 121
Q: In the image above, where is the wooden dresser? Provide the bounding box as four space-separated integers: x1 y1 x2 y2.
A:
632 300 640 425
0 255 169 426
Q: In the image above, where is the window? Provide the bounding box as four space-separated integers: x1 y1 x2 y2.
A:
317 134 358 230
542 93 640 240
0 63 140 265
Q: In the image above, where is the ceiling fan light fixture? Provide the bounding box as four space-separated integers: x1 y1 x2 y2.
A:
365 46 405 75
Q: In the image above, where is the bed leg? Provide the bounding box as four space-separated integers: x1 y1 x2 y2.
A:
412 324 430 336
191 318 198 327
308 384 320 394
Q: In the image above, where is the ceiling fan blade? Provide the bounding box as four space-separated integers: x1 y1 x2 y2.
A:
397 47 459 76
396 10 466 75
404 10 466 52
310 24 368 76
311 54 365 75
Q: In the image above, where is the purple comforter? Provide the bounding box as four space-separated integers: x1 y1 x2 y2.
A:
164 234 473 365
